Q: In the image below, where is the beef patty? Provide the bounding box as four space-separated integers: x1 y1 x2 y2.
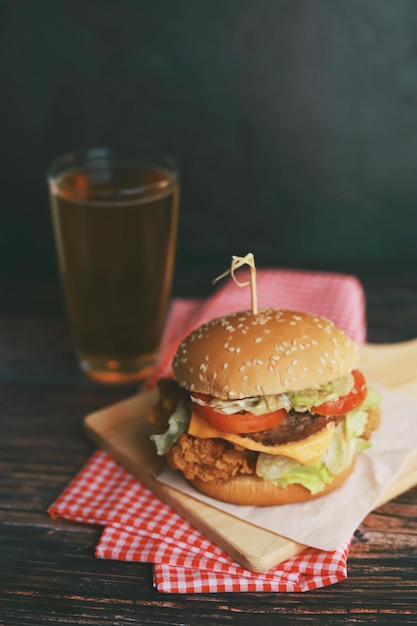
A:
243 410 344 446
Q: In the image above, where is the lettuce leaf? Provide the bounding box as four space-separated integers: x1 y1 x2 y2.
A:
194 393 292 415
192 373 355 415
288 373 354 412
150 395 190 455
256 388 380 493
322 417 370 475
358 387 382 411
256 455 333 495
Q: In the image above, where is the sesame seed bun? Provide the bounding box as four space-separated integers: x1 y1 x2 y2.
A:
189 457 356 506
173 309 359 400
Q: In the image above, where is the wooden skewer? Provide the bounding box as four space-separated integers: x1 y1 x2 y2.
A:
213 253 258 315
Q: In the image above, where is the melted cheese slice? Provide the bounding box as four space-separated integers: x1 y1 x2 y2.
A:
188 411 335 466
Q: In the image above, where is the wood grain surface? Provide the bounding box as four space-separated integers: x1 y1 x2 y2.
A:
1 267 417 625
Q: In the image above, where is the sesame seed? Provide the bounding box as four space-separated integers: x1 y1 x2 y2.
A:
254 337 262 343
241 375 248 381
198 374 204 381
204 354 209 361
188 367 194 373
318 368 323 374
319 356 326 364
239 365 245 372
287 367 293 374
223 363 228 369
268 366 274 373
284 349 291 356
222 385 229 391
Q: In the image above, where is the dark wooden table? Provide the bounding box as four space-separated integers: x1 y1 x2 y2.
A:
1 264 417 625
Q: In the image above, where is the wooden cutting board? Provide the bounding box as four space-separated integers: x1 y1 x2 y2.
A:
85 339 417 573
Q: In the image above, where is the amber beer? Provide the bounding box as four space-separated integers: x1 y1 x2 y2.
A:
48 150 179 383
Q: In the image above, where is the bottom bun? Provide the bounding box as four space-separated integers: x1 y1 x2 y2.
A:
189 458 356 506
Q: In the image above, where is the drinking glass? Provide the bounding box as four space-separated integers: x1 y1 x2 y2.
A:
48 148 180 383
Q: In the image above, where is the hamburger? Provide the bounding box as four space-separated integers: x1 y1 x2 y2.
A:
149 308 381 506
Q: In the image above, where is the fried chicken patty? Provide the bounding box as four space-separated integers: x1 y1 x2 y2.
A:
167 434 257 482
148 378 257 481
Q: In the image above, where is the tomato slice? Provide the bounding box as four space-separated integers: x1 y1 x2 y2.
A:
312 369 367 416
192 401 287 434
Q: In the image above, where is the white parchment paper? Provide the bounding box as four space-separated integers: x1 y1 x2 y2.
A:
155 388 417 551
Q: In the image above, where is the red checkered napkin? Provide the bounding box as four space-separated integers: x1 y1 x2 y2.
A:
49 450 351 593
48 268 366 593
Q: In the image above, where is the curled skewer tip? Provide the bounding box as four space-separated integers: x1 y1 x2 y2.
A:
213 253 258 314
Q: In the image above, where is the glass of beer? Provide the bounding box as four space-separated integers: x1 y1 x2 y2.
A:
48 148 180 384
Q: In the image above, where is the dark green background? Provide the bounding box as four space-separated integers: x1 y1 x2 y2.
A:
1 0 417 294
